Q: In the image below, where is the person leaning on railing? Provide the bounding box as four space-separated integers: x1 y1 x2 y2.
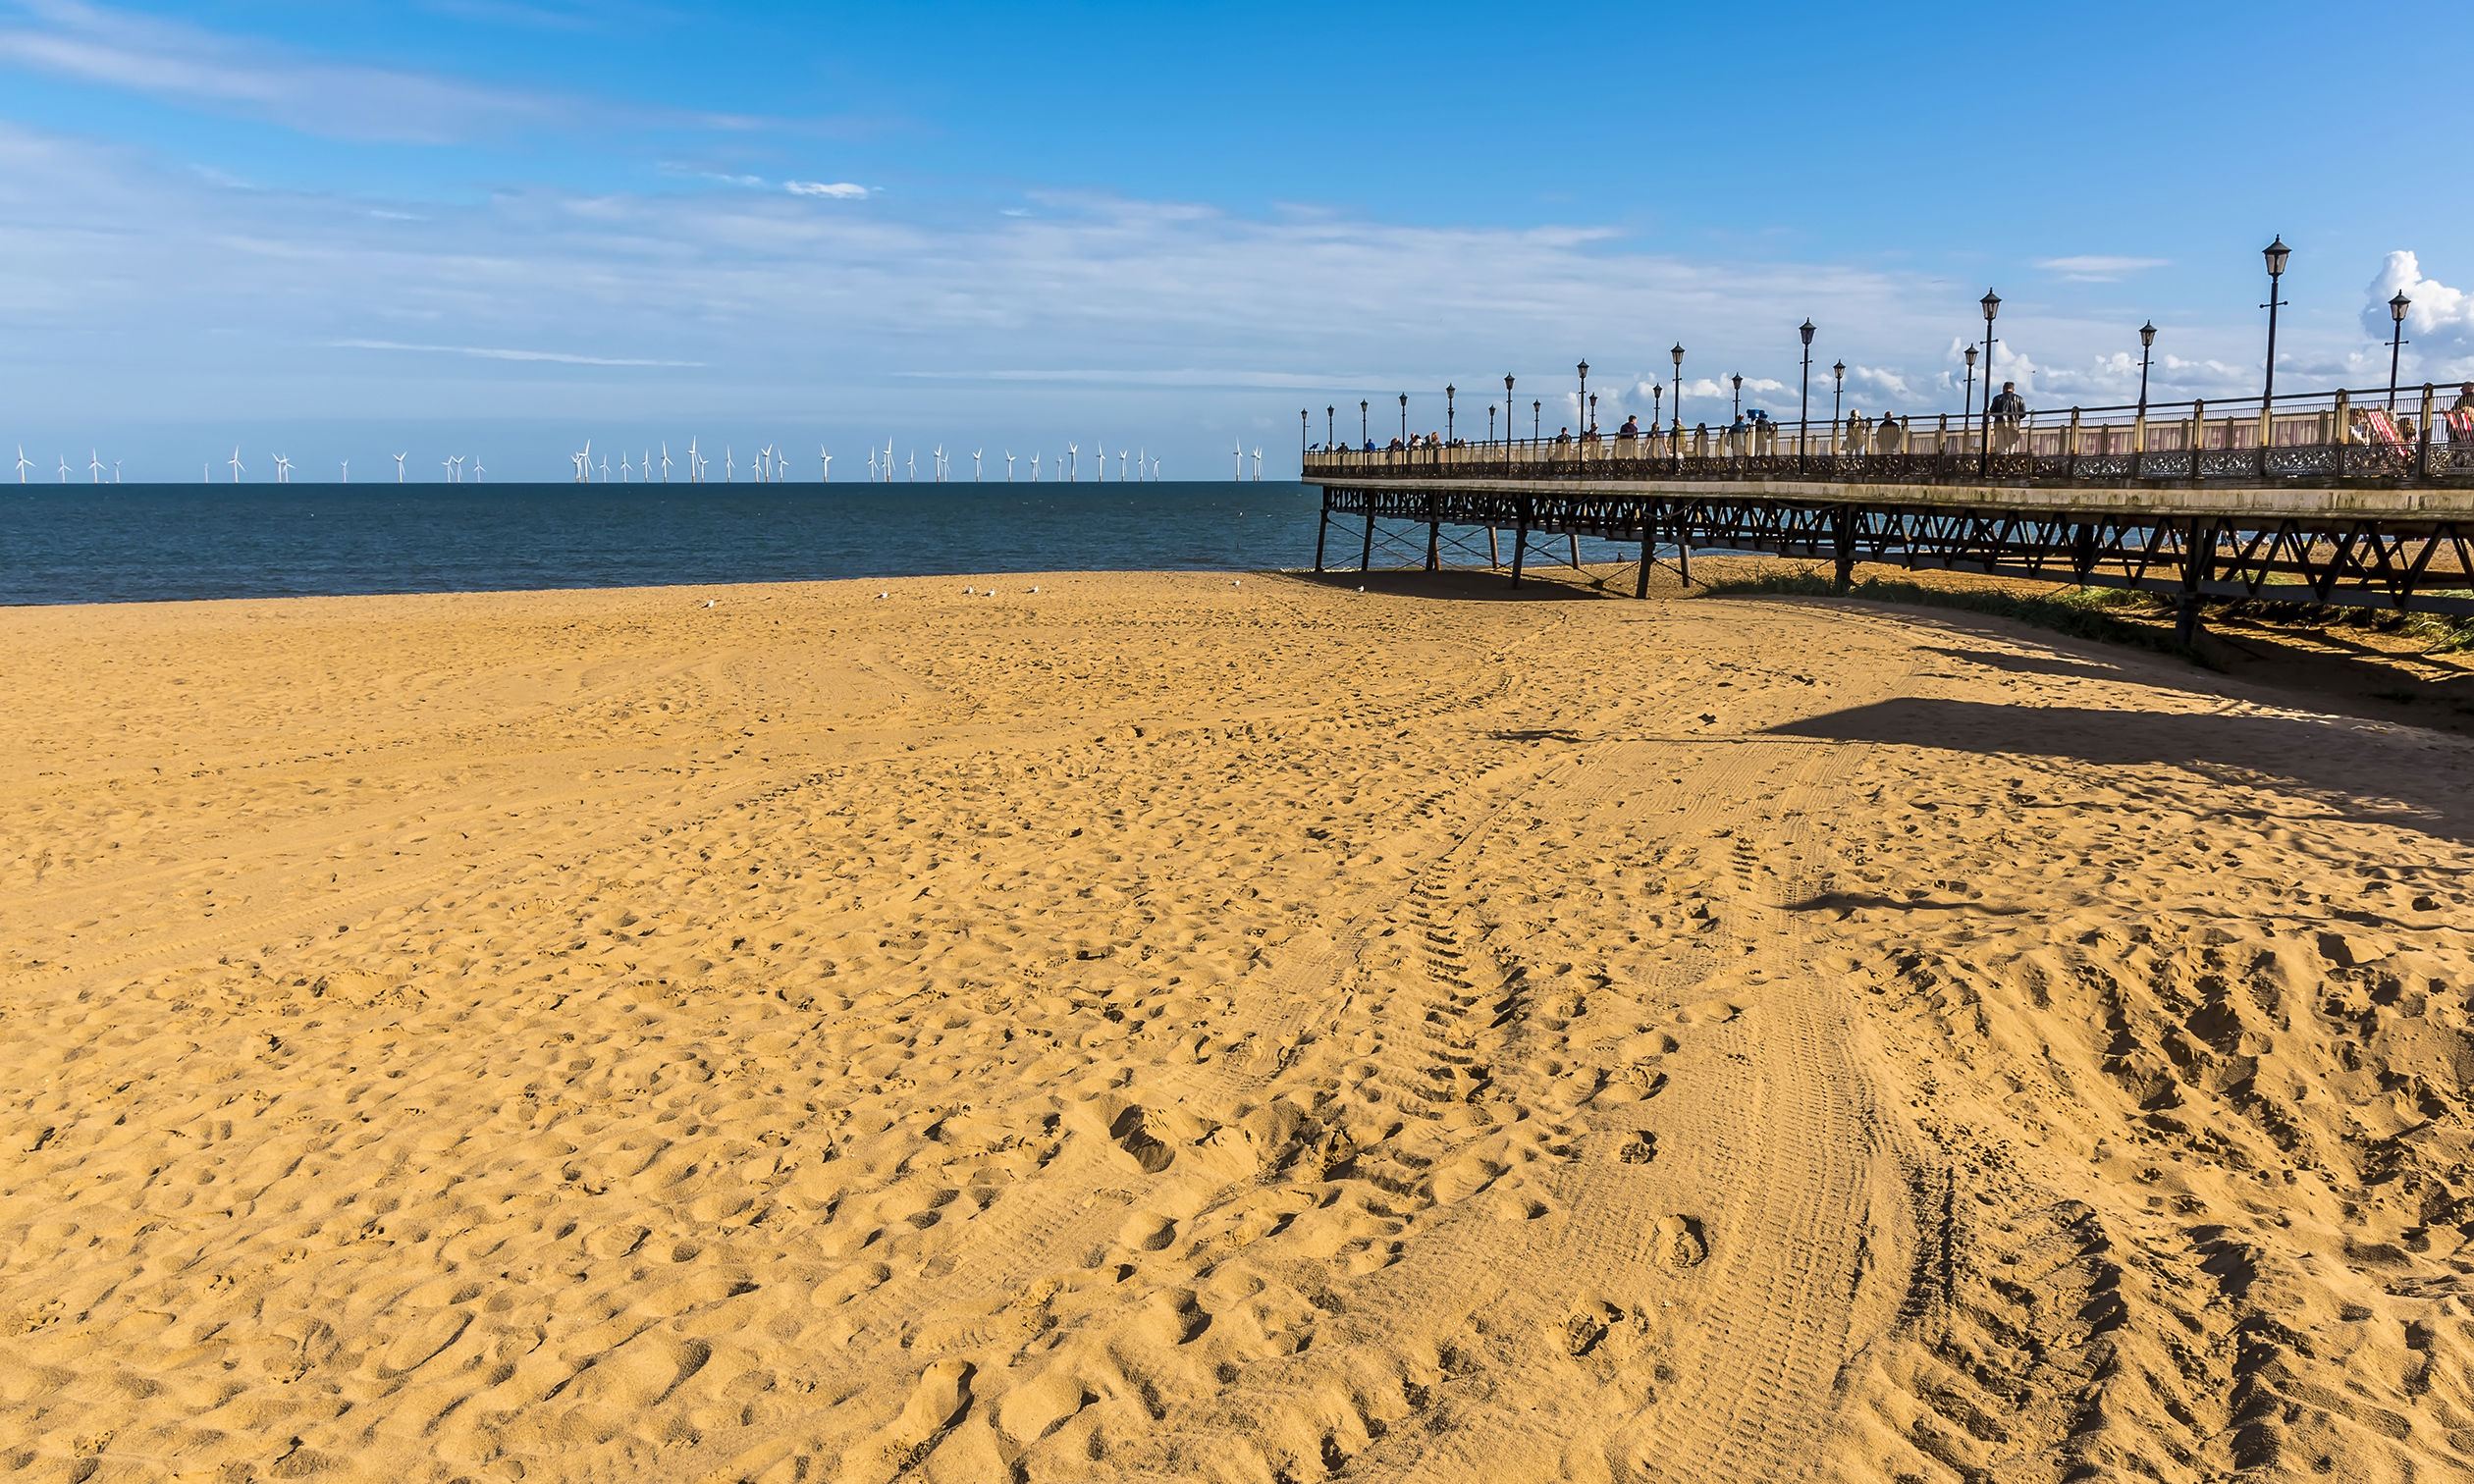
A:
1872 412 1904 455
1990 382 2028 451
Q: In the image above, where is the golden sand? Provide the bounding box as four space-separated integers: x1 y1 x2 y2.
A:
3 569 2470 1482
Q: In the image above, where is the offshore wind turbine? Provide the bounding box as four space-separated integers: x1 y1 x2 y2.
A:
821 448 832 481
1004 451 1015 482
726 447 734 482
15 446 31 483
393 452 406 482
1066 444 1078 482
1232 442 1242 481
906 450 914 481
662 443 673 482
1253 449 1263 481
686 437 699 483
598 453 610 482
1031 451 1041 481
340 458 349 483
1120 450 1128 480
972 449 982 481
229 448 244 482
868 448 878 481
620 451 632 482
471 458 484 482
87 450 102 483
57 454 70 482
114 460 122 483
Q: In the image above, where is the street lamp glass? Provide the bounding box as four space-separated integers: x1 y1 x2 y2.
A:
2391 292 2412 323
1980 290 2001 323
2139 320 2157 347
1832 360 1846 381
1800 319 1815 346
1963 346 1977 368
1670 344 1685 368
2263 237 2290 277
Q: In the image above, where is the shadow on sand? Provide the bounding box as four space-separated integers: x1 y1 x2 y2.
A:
1767 698 2473 848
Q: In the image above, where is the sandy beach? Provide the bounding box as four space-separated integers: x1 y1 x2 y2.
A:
4 567 2470 1483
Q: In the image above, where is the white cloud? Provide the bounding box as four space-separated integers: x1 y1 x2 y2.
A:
334 340 706 368
2362 249 2474 362
2034 254 2170 282
785 181 870 199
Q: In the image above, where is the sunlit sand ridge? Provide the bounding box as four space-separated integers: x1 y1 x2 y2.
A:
3 570 2469 1482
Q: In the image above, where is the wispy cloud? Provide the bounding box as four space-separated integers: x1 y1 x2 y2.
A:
0 0 749 143
785 181 870 199
335 340 705 368
2034 254 2170 283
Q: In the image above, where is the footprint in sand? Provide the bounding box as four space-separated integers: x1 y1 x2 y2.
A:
1654 1213 1705 1268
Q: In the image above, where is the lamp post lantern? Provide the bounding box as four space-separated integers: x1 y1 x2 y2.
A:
1399 393 1408 443
1588 393 1597 434
2388 291 2411 409
1446 384 1456 442
1668 344 1685 443
1360 399 1368 447
1577 360 1588 435
1831 360 1846 443
2260 237 2289 406
1730 373 1743 422
2136 322 2156 419
1798 319 1815 468
1504 374 1515 446
1978 289 2001 474
1652 384 1662 441
1533 400 1540 441
1300 409 1308 460
1488 404 1495 443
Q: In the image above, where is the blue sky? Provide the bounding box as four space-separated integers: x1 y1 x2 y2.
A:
1 0 2468 481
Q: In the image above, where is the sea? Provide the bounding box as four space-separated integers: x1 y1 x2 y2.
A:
0 481 1336 606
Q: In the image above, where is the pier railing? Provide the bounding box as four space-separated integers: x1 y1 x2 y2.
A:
1305 383 2474 485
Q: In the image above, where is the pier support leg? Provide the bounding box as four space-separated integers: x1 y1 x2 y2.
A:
1636 515 1655 599
1487 526 1500 568
1510 513 1530 588
1360 512 1375 574
1832 504 1856 592
2175 518 2213 647
1314 502 1328 572
1569 534 1583 571
1676 515 1692 587
1425 497 1440 573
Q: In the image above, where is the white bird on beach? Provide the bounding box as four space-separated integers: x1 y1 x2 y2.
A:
14 447 29 483
229 448 244 482
393 451 406 483
1004 451 1015 482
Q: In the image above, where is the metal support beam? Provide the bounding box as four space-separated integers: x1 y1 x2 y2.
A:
1832 503 1856 591
1636 511 1655 599
1510 503 1530 588
1313 495 1329 572
1425 494 1440 572
1360 511 1375 573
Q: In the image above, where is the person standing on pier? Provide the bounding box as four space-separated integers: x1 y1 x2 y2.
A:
1991 381 2028 451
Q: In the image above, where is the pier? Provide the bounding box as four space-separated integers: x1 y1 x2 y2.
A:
1303 384 2474 635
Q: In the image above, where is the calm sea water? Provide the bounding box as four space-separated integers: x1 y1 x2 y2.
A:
0 481 1327 606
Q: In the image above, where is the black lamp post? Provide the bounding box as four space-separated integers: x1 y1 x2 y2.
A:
1731 373 1744 423
1588 393 1597 434
1831 360 1846 441
1488 404 1495 444
1533 400 1540 441
2136 322 2156 419
1446 384 1456 442
1669 344 1685 442
1504 374 1515 446
1300 409 1308 459
1399 393 1408 443
1326 405 1335 449
1652 384 1662 440
1963 344 1977 445
1577 360 1588 436
1978 289 2001 474
2260 236 2289 406
1798 318 1815 468
1360 399 1369 446
2388 292 2411 410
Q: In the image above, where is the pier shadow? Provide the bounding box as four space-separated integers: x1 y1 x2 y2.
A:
1766 698 2474 848
1284 567 1614 603
1914 646 2146 685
